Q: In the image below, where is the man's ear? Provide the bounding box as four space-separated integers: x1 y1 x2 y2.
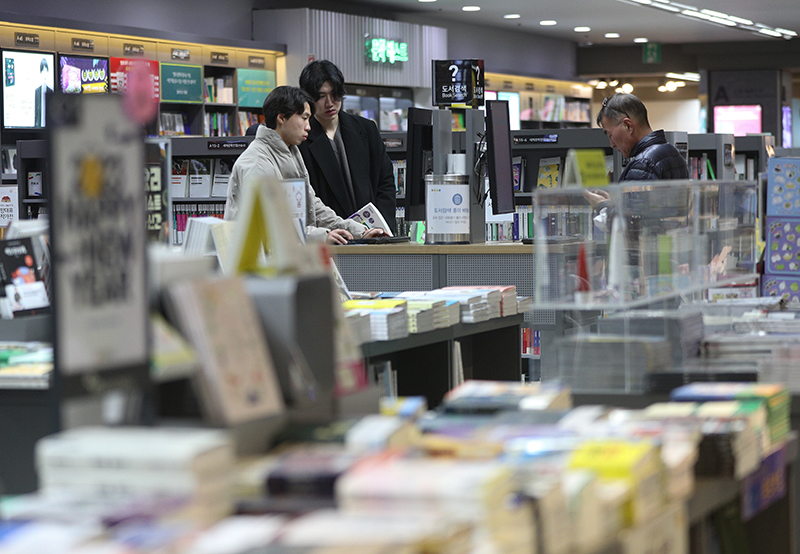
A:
275 113 285 126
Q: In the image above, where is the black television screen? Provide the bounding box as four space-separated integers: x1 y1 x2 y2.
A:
2 49 56 129
58 54 109 95
485 100 516 215
404 106 433 222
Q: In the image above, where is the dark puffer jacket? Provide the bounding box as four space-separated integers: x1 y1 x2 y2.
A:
619 130 689 181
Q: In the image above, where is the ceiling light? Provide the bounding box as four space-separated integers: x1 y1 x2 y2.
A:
651 3 680 12
596 80 608 89
418 0 438 3
633 37 649 43
614 87 624 93
605 32 620 38
675 81 686 87
462 6 480 11
504 13 520 19
665 81 678 91
609 79 619 86
621 83 634 93
658 85 667 92
709 16 737 27
682 10 709 20
700 9 728 18
574 26 591 32
539 20 557 26
666 71 701 81
614 0 791 39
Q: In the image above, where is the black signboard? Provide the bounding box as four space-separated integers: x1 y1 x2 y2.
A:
432 59 484 108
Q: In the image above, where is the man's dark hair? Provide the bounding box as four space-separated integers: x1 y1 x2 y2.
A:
40 58 49 73
299 60 346 101
596 93 649 127
262 86 315 129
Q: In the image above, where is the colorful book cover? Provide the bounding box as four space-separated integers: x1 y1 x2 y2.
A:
536 156 561 188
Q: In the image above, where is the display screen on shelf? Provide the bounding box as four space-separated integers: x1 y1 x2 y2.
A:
497 92 521 131
2 49 56 129
58 54 109 94
485 99 516 215
713 105 762 137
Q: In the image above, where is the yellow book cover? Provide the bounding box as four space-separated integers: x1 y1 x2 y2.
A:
536 156 561 188
343 299 407 311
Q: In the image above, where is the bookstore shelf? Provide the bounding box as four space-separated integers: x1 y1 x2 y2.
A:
361 314 523 407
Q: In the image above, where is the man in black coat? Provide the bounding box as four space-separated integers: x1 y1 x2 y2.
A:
298 60 397 233
597 93 688 181
585 93 689 213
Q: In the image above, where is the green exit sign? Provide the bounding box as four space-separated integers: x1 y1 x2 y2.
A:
366 38 409 64
643 42 662 64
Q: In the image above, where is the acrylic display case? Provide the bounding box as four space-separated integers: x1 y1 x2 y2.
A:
532 179 759 311
534 179 759 394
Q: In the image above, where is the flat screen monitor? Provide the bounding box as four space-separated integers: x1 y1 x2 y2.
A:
713 104 762 137
2 49 56 129
58 54 109 94
405 106 433 221
485 100 516 215
497 91 521 131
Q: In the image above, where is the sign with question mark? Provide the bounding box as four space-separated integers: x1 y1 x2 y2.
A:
432 59 484 108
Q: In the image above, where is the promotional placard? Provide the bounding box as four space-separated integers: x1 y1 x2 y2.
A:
432 59 484 108
49 94 149 392
109 57 159 99
0 185 18 227
237 68 275 108
160 63 203 103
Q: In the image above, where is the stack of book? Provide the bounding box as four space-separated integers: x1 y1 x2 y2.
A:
181 216 226 257
342 299 409 341
597 309 704 367
670 382 791 448
637 400 763 479
404 299 449 330
335 453 534 554
441 379 572 415
549 334 672 393
443 285 517 316
441 287 503 319
407 306 435 334
517 296 534 312
399 290 487 324
567 438 665 527
265 444 366 501
345 310 372 345
0 341 52 389
703 332 800 371
759 345 800 392
276 508 473 554
35 426 237 522
365 307 408 341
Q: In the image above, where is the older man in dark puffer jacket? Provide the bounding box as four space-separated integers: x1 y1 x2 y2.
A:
585 93 688 214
